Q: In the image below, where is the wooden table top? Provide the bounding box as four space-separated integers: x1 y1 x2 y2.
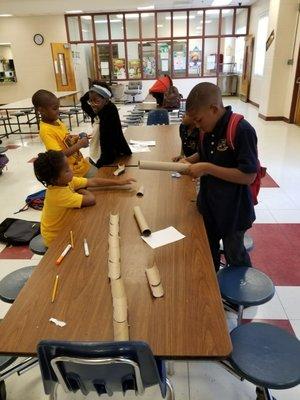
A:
114 124 182 167
0 168 231 358
136 103 157 111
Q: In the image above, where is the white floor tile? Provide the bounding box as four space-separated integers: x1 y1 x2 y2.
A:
253 209 277 223
258 188 298 210
270 209 300 223
243 290 288 320
290 320 300 340
276 286 300 319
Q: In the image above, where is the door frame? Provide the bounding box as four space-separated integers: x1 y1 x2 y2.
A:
289 44 300 123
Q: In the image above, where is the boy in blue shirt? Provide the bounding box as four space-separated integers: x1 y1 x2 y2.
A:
181 82 258 272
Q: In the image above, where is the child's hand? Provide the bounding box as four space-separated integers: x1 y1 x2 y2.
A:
78 136 89 148
172 155 181 162
117 177 137 185
182 163 207 178
178 158 191 164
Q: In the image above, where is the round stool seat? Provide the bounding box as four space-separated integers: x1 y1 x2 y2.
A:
217 266 275 306
220 234 254 252
230 322 300 389
0 266 35 304
0 147 7 154
29 234 47 255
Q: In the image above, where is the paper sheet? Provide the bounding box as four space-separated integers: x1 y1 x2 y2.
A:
141 226 185 249
130 139 156 146
129 144 151 153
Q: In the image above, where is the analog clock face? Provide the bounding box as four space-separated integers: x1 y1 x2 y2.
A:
34 34 44 45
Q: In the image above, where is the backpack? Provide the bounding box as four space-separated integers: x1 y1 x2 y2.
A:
0 218 40 246
0 154 9 173
201 113 266 205
163 86 181 109
14 189 46 214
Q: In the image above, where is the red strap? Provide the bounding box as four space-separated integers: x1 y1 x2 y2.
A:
226 113 244 150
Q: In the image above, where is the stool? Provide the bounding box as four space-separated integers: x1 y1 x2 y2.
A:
217 266 275 324
69 107 80 126
0 266 35 304
22 108 34 128
229 322 300 400
0 116 11 137
0 355 18 400
29 234 47 255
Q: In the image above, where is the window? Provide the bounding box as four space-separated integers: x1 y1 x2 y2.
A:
141 13 155 38
81 16 93 41
142 41 156 78
189 10 203 36
67 16 80 41
110 14 124 40
125 13 140 39
94 15 109 40
254 15 269 76
127 42 141 78
173 11 187 37
157 12 171 37
173 40 187 77
158 42 171 75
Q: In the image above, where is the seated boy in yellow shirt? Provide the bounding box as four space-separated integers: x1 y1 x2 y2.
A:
33 150 135 247
32 89 94 177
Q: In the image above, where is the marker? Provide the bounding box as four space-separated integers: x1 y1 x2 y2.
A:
56 244 72 265
51 275 59 303
70 230 74 248
84 238 89 257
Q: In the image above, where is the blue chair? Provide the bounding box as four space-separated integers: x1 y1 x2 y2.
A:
29 234 47 255
37 340 175 399
218 266 275 324
227 322 300 400
0 266 36 304
147 109 169 126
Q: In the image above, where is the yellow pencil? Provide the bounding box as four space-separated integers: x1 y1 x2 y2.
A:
51 275 59 303
70 230 74 248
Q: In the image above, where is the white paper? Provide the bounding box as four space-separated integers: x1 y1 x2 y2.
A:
49 317 66 327
130 139 156 146
141 226 185 249
129 144 151 153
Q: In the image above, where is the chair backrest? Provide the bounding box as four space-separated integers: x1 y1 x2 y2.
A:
127 81 142 91
147 109 169 126
37 340 167 397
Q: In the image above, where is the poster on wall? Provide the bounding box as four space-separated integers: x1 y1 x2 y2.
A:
188 46 201 75
173 51 186 71
143 56 156 78
113 58 126 79
128 60 141 79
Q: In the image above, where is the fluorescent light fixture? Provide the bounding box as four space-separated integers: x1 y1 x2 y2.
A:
65 10 83 14
211 0 232 5
166 15 195 20
157 24 163 28
137 5 154 10
81 16 92 20
82 29 88 32
0 14 13 17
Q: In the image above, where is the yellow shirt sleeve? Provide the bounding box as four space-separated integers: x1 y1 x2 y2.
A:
71 177 88 191
54 187 83 209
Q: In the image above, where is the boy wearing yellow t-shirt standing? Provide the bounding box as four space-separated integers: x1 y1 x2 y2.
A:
33 150 136 247
32 89 94 177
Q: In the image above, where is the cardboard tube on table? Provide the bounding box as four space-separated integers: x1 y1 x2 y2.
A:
108 235 120 248
109 245 120 263
113 297 128 322
113 320 129 341
145 263 164 298
108 260 121 280
139 160 189 173
113 164 125 176
109 223 119 237
133 206 151 237
110 213 120 225
136 185 144 197
111 278 126 299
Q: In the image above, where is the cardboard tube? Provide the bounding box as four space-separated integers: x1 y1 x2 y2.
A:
111 278 126 298
139 160 189 173
108 235 120 248
113 297 127 322
109 245 120 262
136 185 144 197
145 264 161 286
109 224 119 236
108 260 121 280
133 206 151 236
113 164 125 176
113 320 129 341
151 283 164 298
110 213 119 225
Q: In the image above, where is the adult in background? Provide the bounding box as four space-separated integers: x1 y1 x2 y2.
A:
149 74 173 106
80 81 131 168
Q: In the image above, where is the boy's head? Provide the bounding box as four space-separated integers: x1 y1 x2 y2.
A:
88 81 112 113
186 82 225 133
182 113 195 127
34 150 73 187
32 90 60 122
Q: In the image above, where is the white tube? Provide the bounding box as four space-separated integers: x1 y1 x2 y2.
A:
138 160 189 173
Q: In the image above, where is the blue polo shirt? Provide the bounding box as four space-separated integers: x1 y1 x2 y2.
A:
197 106 257 237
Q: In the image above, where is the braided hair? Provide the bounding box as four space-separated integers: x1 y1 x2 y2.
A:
33 150 65 187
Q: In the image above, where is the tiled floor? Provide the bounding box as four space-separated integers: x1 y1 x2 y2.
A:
1 99 300 399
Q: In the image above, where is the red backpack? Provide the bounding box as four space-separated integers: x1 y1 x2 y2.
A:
201 113 266 205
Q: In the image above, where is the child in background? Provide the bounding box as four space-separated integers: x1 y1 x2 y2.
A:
173 113 200 161
34 150 135 247
32 89 95 178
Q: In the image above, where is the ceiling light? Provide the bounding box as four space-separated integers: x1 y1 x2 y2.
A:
137 5 154 10
0 14 13 17
65 10 83 14
211 0 232 5
81 16 92 20
157 24 163 28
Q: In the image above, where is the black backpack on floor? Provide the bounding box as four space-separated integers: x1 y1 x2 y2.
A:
0 218 40 246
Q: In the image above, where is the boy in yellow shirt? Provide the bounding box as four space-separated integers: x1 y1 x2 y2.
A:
32 89 94 177
33 150 135 247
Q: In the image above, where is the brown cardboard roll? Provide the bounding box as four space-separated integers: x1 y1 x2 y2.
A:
136 185 144 197
133 206 151 236
113 297 127 322
109 223 119 236
108 235 120 248
113 320 129 341
108 260 121 280
110 213 120 225
111 278 126 299
113 164 125 176
145 263 161 286
109 245 120 262
138 160 189 173
151 282 164 298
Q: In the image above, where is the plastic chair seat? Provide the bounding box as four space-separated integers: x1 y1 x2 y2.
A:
217 266 275 307
0 266 35 304
29 234 47 255
230 322 300 390
147 109 169 126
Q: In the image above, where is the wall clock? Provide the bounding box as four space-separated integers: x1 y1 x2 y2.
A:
33 34 44 45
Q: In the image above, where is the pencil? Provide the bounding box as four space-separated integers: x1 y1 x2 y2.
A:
51 275 59 303
70 230 74 248
56 244 72 265
84 238 89 257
